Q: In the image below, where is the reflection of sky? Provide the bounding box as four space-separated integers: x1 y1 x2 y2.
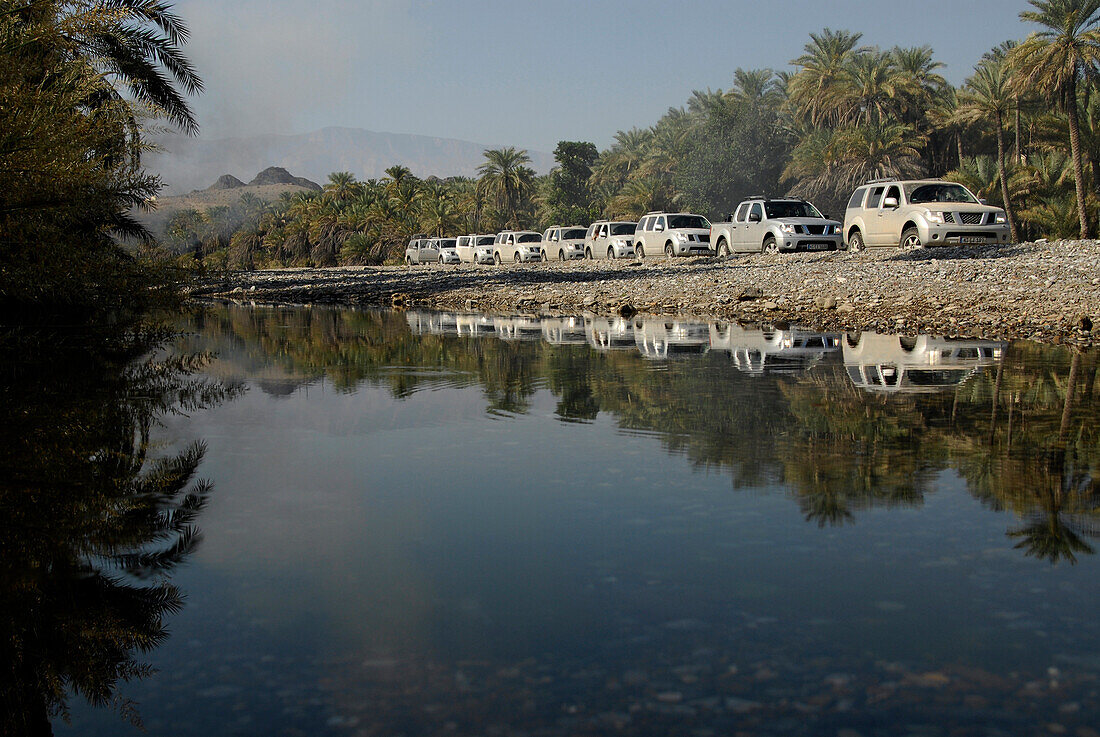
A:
62 361 1100 736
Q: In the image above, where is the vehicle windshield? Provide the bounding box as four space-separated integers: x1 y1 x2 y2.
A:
667 215 710 229
906 183 978 204
439 239 456 248
610 223 637 236
476 236 495 246
517 233 541 243
562 228 587 240
764 201 823 219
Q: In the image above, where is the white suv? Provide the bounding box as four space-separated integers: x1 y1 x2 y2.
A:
843 179 1011 250
456 234 497 264
493 230 544 264
541 226 588 261
584 220 637 260
634 212 713 259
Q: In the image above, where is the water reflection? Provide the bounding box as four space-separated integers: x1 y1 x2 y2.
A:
56 303 1100 736
0 322 236 734
194 303 1098 552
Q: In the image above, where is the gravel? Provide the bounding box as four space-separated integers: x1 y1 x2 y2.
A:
188 240 1099 345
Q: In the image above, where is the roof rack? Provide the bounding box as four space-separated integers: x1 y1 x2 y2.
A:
645 210 665 215
744 194 768 200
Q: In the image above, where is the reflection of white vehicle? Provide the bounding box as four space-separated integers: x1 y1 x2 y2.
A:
456 235 497 264
456 313 496 337
634 317 710 359
584 315 636 350
406 311 459 335
843 333 1005 393
494 315 543 341
542 315 587 344
708 323 841 374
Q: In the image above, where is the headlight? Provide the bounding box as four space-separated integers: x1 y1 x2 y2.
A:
925 210 945 224
994 212 1007 224
780 223 797 234
673 232 688 243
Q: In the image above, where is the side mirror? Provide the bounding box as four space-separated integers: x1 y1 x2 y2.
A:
748 212 762 222
655 224 664 232
883 197 899 208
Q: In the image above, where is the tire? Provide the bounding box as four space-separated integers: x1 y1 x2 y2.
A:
717 238 729 258
636 245 645 259
848 229 865 252
899 336 919 352
405 256 412 266
438 255 444 264
494 252 502 265
846 331 862 348
585 247 593 260
665 243 674 258
900 227 923 250
540 251 547 262
762 236 779 255
607 247 615 260
559 249 565 261
513 252 521 263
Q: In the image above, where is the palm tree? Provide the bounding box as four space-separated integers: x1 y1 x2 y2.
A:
323 171 362 203
788 28 866 126
477 147 534 228
957 55 1022 242
1010 0 1100 238
836 50 904 125
788 123 924 202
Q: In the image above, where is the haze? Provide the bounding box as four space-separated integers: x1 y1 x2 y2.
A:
176 0 1031 152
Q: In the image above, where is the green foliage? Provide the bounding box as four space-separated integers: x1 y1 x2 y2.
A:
0 0 201 315
540 141 599 225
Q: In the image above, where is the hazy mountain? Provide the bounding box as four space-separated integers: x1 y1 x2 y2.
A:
147 126 555 194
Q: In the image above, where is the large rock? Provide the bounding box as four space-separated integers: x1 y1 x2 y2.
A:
207 174 245 190
248 166 321 191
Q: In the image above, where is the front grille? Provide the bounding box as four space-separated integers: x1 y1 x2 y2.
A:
698 233 710 243
803 224 828 235
958 212 984 225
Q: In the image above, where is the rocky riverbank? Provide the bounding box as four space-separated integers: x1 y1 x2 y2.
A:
188 240 1099 345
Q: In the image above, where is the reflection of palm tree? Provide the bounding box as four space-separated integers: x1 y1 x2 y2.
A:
0 327 234 734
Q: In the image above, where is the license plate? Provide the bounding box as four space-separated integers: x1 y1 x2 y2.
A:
809 243 829 250
959 236 987 244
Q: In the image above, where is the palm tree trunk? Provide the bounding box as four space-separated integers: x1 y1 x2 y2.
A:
956 132 964 169
989 356 1004 447
1014 97 1022 165
1059 351 1081 442
1066 78 1092 239
995 110 1020 243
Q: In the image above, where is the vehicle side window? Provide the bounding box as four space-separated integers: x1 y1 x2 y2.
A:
749 203 763 221
866 187 885 209
734 203 749 222
655 216 666 230
883 186 901 206
847 189 866 209
587 225 597 239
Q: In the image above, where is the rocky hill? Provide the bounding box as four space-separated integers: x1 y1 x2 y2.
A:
146 126 554 195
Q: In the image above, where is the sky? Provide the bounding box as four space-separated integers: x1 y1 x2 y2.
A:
174 0 1036 153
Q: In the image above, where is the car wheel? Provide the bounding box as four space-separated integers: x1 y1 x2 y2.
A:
665 243 674 258
514 252 521 263
438 256 444 264
717 239 729 258
762 236 779 255
848 230 865 252
494 252 502 265
405 256 412 266
846 331 861 348
636 245 645 259
585 247 592 260
559 249 565 261
607 247 615 260
900 227 923 250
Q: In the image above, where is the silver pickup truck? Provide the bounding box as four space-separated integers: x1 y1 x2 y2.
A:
711 197 841 255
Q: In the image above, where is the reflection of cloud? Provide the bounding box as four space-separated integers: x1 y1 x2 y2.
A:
178 0 417 138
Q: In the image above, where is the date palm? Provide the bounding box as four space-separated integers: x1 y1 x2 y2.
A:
788 28 866 126
1010 0 1100 238
957 55 1021 242
477 147 534 228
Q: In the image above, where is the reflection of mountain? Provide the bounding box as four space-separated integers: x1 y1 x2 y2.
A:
184 304 1100 550
843 333 1005 394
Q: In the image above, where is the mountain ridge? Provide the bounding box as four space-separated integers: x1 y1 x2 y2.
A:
147 126 555 195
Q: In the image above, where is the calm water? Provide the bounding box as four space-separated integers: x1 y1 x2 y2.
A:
5 304 1099 736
